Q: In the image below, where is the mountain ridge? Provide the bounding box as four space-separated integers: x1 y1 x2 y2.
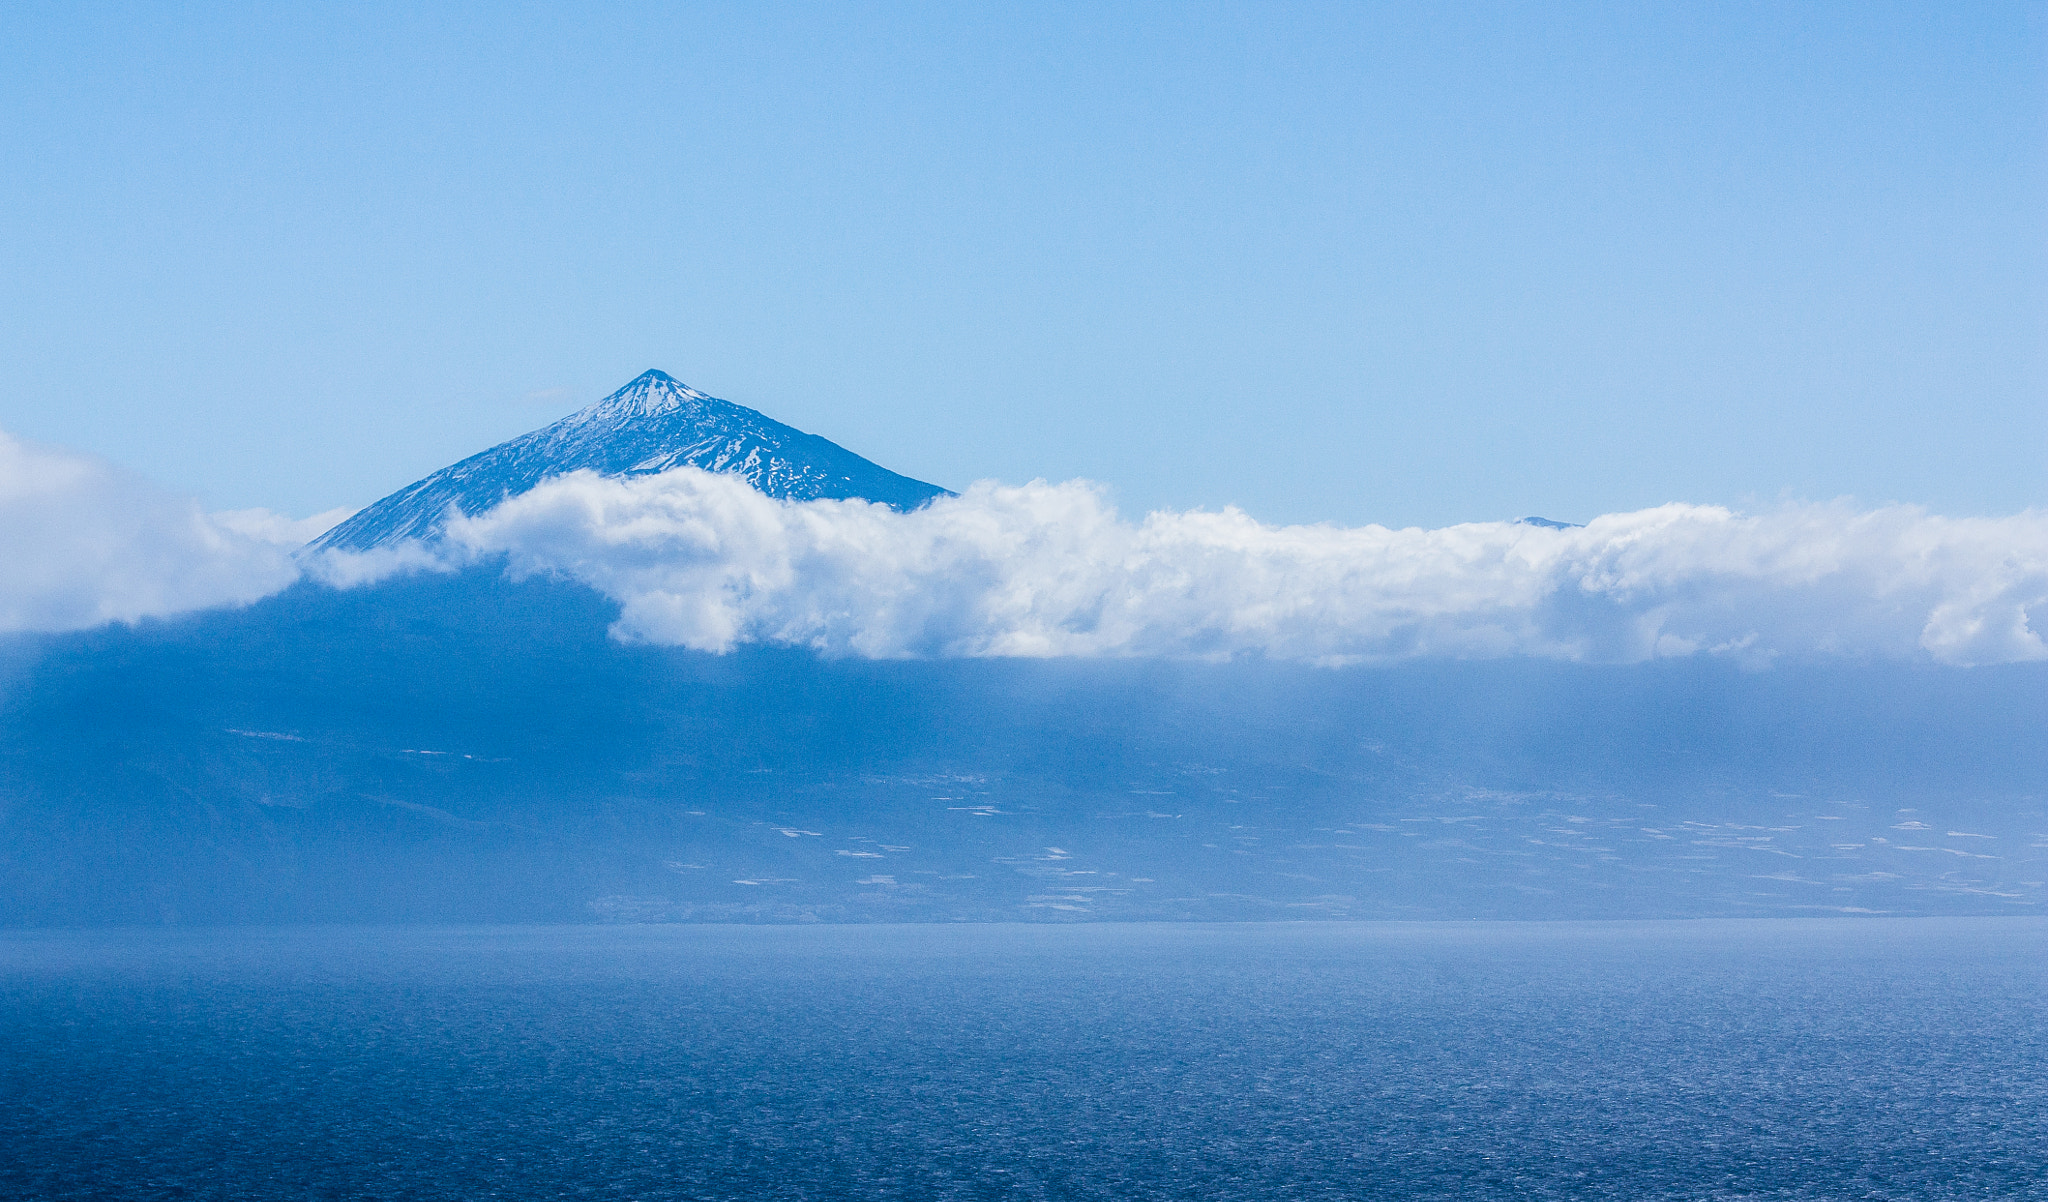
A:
311 370 952 552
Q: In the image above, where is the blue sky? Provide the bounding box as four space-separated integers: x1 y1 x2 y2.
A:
1 1 2041 528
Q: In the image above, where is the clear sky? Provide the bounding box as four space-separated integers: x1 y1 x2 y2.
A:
1 1 2042 528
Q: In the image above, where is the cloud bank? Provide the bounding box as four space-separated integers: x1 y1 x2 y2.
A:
10 431 2044 667
324 466 2046 667
0 429 341 635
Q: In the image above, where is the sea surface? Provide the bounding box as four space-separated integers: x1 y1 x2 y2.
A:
1 919 2044 1200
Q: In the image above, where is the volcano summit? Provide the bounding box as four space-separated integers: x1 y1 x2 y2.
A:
311 370 952 552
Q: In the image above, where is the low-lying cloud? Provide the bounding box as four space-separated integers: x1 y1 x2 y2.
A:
324 467 2044 667
12 432 2045 666
0 429 340 635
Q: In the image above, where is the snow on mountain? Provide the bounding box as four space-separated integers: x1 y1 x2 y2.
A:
310 370 951 552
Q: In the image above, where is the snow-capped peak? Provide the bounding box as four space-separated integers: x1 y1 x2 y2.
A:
308 370 951 553
587 370 714 420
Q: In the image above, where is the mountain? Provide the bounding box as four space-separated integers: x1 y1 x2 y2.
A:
312 370 952 552
8 374 2045 928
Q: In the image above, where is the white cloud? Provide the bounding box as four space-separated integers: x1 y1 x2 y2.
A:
351 466 2047 666
212 505 354 547
11 429 2045 667
0 429 333 634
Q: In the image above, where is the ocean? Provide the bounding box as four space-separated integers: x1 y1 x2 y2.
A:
2 919 2043 1200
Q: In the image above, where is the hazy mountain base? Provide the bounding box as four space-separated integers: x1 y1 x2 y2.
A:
0 569 2042 926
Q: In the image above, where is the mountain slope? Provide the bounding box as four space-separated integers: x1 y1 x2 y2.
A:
312 370 951 552
3 570 2045 926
